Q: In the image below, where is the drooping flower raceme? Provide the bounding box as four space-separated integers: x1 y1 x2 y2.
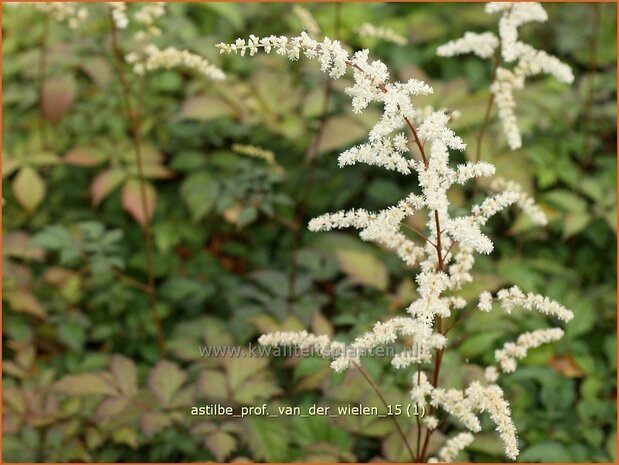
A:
437 2 574 150
127 44 225 80
217 26 572 462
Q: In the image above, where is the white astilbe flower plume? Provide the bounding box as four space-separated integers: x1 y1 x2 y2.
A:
355 23 408 46
428 432 475 463
221 23 572 462
493 327 564 373
437 2 573 149
130 44 225 80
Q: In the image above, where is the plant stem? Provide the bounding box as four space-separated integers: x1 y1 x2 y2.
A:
288 3 340 309
474 50 500 164
108 11 165 357
353 361 416 462
37 13 50 150
347 56 451 464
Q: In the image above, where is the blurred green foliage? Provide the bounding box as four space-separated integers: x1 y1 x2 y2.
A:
2 2 616 462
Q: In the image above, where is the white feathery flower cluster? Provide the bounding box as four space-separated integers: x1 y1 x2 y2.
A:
431 388 481 432
494 327 564 373
448 247 475 290
292 5 320 36
417 112 466 151
430 432 475 463
411 371 434 406
223 26 572 462
437 32 498 59
407 271 451 324
490 67 523 150
258 330 334 353
466 382 519 459
445 217 494 255
487 2 547 62
331 317 446 372
424 415 440 431
471 190 520 223
493 286 574 321
355 23 408 46
309 195 426 267
338 134 413 174
478 291 494 312
9 2 89 29
438 2 573 150
130 45 225 80
490 177 547 226
108 2 128 29
485 366 499 383
133 2 166 40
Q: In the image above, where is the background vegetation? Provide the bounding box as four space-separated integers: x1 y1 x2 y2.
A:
2 2 616 462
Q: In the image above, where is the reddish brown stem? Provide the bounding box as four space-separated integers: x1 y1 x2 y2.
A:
108 10 165 357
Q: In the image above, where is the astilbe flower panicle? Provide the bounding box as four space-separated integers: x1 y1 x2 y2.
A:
218 12 573 461
437 2 574 150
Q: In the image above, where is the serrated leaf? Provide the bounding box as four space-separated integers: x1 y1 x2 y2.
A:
53 373 115 396
13 166 45 213
122 179 156 227
225 355 269 391
244 416 289 462
140 411 173 438
180 171 219 221
233 380 281 404
91 169 126 206
198 370 229 400
205 431 236 461
109 355 138 398
148 360 187 408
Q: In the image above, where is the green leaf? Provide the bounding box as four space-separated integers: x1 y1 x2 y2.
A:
53 373 115 396
13 166 45 213
109 355 138 398
205 431 236 461
198 370 229 400
91 168 126 206
244 416 289 462
519 441 572 462
233 380 281 404
122 179 156 227
334 248 388 291
178 94 235 121
180 171 219 221
42 74 76 123
148 360 187 408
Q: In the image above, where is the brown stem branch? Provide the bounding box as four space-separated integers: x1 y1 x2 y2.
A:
353 361 416 462
108 10 165 356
